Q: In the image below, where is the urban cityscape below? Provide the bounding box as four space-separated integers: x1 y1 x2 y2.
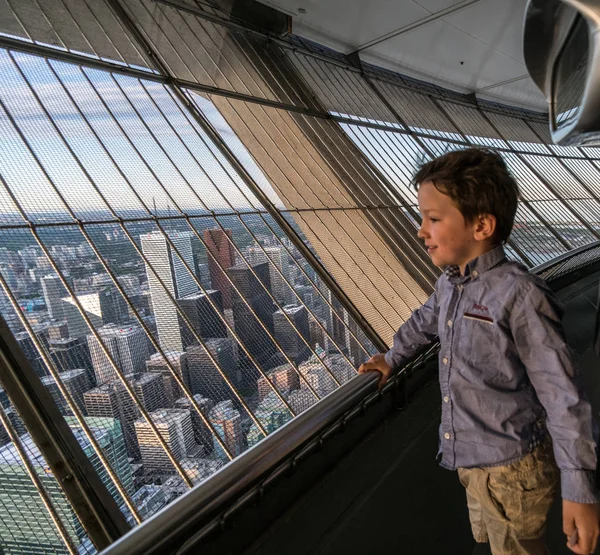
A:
0 218 375 554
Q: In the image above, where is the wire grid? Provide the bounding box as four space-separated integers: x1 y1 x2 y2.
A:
1 0 600 550
0 43 377 555
0 0 154 71
0 399 101 555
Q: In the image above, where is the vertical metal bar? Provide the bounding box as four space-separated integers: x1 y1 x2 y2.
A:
0 268 142 524
105 0 388 353
0 313 130 549
0 402 78 555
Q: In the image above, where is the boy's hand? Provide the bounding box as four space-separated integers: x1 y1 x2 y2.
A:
358 354 393 387
563 499 600 554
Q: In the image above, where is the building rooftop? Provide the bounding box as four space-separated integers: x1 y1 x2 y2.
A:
179 290 219 300
274 304 305 315
40 369 87 385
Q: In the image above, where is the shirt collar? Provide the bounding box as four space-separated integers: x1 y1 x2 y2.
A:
444 244 507 283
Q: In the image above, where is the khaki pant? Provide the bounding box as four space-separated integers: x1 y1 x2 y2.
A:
458 439 559 555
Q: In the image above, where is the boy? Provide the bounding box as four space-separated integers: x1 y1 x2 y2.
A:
359 148 600 554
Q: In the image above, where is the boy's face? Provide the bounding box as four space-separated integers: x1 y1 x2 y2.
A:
417 180 491 272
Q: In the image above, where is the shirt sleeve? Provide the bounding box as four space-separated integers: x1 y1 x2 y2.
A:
510 278 600 503
384 281 439 370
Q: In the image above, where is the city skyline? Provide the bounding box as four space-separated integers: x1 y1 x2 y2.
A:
0 221 369 555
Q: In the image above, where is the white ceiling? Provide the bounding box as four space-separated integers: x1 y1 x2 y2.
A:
257 0 548 112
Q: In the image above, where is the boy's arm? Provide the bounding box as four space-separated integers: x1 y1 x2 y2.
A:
359 288 439 386
384 287 440 370
509 278 600 504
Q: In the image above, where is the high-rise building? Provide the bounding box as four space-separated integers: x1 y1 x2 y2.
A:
209 400 243 460
40 274 68 321
49 337 94 385
245 245 292 303
273 305 310 364
257 362 300 402
132 373 168 412
195 263 211 290
186 338 236 400
146 351 191 407
46 321 68 341
87 324 149 385
84 374 166 460
227 263 275 369
0 417 133 555
298 353 356 398
62 287 129 339
247 391 292 447
134 409 195 473
141 231 198 352
14 330 48 378
203 229 235 309
41 369 91 416
177 290 227 339
308 316 326 351
289 386 317 414
174 394 215 453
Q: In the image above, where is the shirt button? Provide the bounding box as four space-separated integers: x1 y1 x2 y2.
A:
442 357 448 365
443 396 449 403
444 432 451 440
457 285 463 291
472 270 479 278
447 319 453 327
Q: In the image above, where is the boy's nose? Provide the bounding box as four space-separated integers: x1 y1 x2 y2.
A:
417 226 428 239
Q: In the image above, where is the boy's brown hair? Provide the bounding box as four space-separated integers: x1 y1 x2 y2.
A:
413 148 519 243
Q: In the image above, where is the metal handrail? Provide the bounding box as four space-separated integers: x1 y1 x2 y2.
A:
532 240 600 275
101 243 600 555
101 369 382 554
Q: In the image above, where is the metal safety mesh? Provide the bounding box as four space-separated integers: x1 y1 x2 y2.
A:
0 0 599 553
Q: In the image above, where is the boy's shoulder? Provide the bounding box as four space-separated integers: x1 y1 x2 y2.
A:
485 259 556 310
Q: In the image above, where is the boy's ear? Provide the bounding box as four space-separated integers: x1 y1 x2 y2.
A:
473 213 496 241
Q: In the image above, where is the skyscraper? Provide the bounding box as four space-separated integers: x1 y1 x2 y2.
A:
257 362 300 402
49 337 94 385
273 305 310 364
227 262 276 370
186 338 236 400
203 229 235 309
84 374 166 460
141 231 198 352
174 394 215 453
62 286 128 338
87 324 149 385
40 274 68 321
146 351 191 407
247 391 292 447
134 409 195 473
209 400 243 460
0 418 133 554
41 369 91 416
177 290 227 339
245 245 292 303
14 331 48 378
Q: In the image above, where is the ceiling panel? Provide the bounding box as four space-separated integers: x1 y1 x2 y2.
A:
257 0 547 110
442 0 527 63
260 0 429 50
365 19 525 89
415 0 474 12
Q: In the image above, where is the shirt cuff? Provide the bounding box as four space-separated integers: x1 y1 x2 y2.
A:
561 470 600 503
384 350 403 370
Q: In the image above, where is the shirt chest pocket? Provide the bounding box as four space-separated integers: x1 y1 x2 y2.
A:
456 314 499 368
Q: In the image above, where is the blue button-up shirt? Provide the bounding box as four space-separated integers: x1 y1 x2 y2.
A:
384 245 600 503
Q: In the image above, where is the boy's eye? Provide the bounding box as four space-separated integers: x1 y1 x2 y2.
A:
429 217 439 223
